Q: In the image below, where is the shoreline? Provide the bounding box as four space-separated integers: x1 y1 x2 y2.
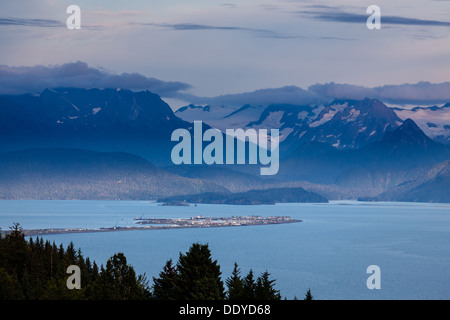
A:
1 215 302 237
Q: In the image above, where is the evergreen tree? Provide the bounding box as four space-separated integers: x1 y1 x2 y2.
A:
152 259 179 300
93 252 151 300
304 288 314 300
4 223 28 279
92 261 99 279
0 267 22 299
26 240 46 299
64 242 77 266
43 276 86 300
226 263 244 300
175 243 225 300
255 271 281 300
242 269 257 300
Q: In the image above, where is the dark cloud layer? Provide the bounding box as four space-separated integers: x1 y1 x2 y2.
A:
0 61 192 96
1 62 449 106
136 22 355 40
309 82 450 105
178 83 450 107
0 17 63 27
177 86 324 106
136 22 305 39
298 8 450 27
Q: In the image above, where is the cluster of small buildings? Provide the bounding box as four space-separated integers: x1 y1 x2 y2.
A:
134 215 300 227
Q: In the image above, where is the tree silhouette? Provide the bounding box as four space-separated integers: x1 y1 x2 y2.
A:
255 271 281 300
175 243 225 300
226 263 245 300
93 252 150 300
152 259 179 300
304 288 314 300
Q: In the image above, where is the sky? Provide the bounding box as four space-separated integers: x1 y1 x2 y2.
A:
1 0 450 109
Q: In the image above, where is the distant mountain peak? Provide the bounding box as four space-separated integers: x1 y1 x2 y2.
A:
386 118 426 137
383 118 429 143
401 118 421 130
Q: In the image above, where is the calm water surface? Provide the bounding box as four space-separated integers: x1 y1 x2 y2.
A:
1 200 449 300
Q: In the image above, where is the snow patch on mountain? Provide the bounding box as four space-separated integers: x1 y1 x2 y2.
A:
175 104 265 131
176 105 239 122
342 108 360 123
309 109 338 128
394 104 450 144
250 111 285 129
309 103 348 128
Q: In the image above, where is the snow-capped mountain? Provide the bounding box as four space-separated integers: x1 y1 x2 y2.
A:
175 104 266 131
2 87 449 166
176 98 405 151
278 118 450 194
393 103 450 145
284 98 403 150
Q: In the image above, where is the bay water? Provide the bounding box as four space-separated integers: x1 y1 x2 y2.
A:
1 200 449 300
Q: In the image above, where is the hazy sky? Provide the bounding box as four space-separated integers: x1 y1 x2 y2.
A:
1 0 450 107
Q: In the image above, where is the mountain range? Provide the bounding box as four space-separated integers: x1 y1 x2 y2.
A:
176 98 450 153
278 119 450 196
0 87 190 166
1 88 449 203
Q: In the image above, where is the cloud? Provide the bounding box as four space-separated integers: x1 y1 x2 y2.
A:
176 82 450 107
0 17 63 28
308 83 377 101
175 86 325 107
136 22 305 39
148 22 246 31
309 82 450 105
0 61 192 96
220 3 237 9
137 22 355 40
298 9 450 27
1 62 449 106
